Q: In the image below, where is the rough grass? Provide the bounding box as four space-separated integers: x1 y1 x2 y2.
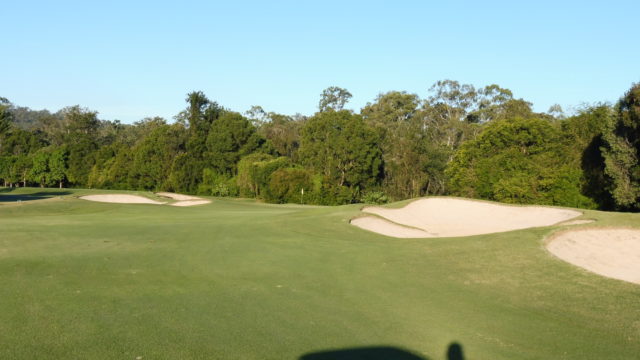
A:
1 187 639 359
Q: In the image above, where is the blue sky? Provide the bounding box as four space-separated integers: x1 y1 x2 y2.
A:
2 0 638 123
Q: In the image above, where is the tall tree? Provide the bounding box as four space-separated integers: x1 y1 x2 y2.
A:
300 110 381 201
0 97 13 155
48 148 68 188
318 86 352 112
601 83 640 210
206 111 265 175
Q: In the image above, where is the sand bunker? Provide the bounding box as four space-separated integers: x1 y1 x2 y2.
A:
351 216 434 238
546 228 640 285
156 192 202 201
353 198 581 238
170 200 211 207
157 192 211 206
80 194 165 205
82 193 211 207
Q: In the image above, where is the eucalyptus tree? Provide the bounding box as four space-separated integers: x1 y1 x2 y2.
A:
318 86 352 112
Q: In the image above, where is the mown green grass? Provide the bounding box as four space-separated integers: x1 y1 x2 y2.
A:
1 187 639 359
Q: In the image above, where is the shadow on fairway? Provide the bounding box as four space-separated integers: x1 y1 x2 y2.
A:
0 190 72 202
299 342 465 360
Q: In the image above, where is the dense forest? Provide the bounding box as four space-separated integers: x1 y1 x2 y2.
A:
1 80 639 211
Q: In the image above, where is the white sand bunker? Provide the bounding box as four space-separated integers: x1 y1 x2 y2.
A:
81 193 210 207
156 192 202 201
80 194 165 205
156 192 211 206
170 200 211 207
547 228 640 285
351 216 433 238
353 198 581 238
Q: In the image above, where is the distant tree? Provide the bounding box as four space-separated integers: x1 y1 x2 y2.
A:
426 80 477 122
245 105 268 126
447 117 595 207
560 104 614 209
300 110 382 202
547 104 566 120
206 111 265 175
319 86 352 112
601 83 640 210
29 151 50 187
128 124 184 190
361 91 432 198
256 112 304 160
0 156 15 186
0 97 14 155
12 154 32 187
48 148 68 188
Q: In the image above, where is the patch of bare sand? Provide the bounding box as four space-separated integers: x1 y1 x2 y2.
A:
170 200 211 207
355 197 581 238
80 194 164 205
156 192 202 201
351 216 434 238
546 228 640 285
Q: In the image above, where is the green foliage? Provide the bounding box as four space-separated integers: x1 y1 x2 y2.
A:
167 153 202 193
28 151 50 187
48 148 68 188
128 124 183 190
265 167 312 204
601 83 640 210
0 97 13 139
1 85 638 210
198 168 238 197
256 112 303 160
360 190 389 204
236 154 290 198
300 110 382 202
318 86 352 112
206 111 265 175
560 105 615 209
362 91 450 199
446 117 594 207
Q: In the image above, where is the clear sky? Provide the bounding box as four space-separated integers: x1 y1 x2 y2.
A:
2 0 638 123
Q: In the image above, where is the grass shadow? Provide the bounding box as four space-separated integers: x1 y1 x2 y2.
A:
0 190 72 202
299 343 466 360
299 346 428 360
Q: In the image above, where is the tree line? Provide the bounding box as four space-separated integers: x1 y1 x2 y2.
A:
1 80 639 210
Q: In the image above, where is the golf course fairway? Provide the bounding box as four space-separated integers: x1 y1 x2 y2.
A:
1 188 639 359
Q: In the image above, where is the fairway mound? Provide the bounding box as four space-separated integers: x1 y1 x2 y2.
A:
546 228 640 285
170 200 211 207
351 216 434 238
354 197 581 238
80 194 164 205
156 192 202 201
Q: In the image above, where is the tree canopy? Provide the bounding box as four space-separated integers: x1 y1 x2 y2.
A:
1 81 639 210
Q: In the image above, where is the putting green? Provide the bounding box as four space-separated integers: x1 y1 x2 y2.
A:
1 188 639 359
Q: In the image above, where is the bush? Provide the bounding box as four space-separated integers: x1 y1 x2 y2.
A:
265 167 312 204
199 168 238 197
361 190 389 204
